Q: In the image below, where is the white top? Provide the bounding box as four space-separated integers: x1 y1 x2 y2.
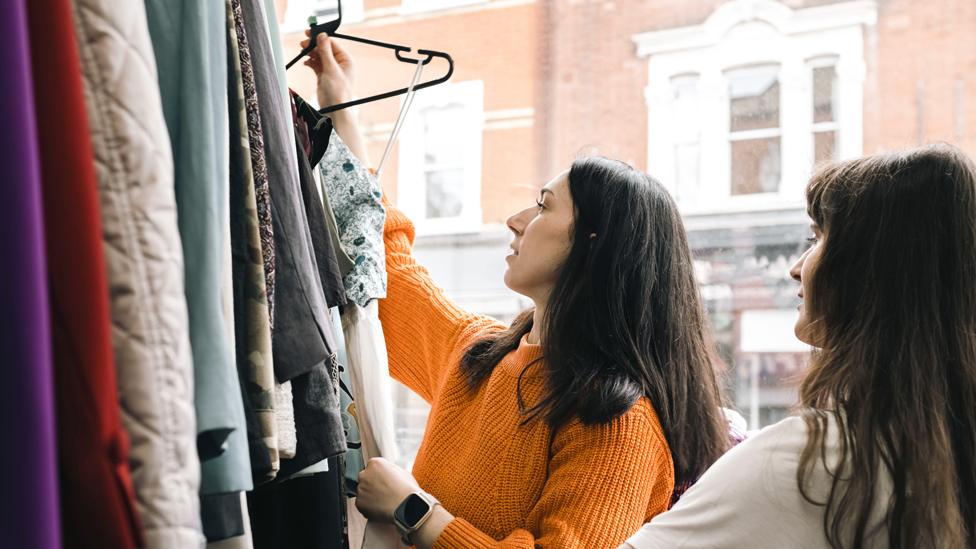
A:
625 415 890 549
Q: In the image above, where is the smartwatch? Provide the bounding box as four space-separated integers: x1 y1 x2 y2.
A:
393 491 441 545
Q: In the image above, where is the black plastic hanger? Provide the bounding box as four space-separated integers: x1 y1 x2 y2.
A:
285 0 454 114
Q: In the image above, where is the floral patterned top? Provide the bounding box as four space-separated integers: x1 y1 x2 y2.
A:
319 130 387 307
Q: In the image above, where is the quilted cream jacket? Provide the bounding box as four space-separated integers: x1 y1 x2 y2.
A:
71 0 204 546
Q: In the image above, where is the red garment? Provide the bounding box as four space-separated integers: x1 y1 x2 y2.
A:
26 1 143 547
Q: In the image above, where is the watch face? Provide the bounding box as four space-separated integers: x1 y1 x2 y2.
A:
404 493 431 526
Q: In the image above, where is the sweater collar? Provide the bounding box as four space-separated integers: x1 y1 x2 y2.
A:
498 334 546 378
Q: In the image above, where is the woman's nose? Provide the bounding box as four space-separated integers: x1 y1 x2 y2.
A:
506 207 531 236
789 250 806 282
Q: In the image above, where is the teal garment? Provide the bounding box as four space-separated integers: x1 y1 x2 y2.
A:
144 0 252 495
332 307 365 487
261 0 300 179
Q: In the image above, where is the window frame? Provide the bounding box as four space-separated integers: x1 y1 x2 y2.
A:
809 56 842 165
726 63 784 197
400 0 487 16
670 73 703 203
634 0 875 216
396 80 485 235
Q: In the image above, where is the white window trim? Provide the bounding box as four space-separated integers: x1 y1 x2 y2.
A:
400 0 487 16
397 80 484 235
729 127 782 141
633 0 876 215
282 0 364 34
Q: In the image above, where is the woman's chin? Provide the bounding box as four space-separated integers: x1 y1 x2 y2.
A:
794 321 818 347
502 271 529 299
502 269 515 292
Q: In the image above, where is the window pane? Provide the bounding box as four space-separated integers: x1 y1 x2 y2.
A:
731 137 781 195
728 65 780 132
423 105 465 166
814 130 838 165
674 143 700 200
813 65 838 123
425 168 464 219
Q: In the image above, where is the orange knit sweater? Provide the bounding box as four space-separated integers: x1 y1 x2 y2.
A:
377 204 675 549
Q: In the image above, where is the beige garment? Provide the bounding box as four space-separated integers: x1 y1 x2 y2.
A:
347 498 366 549
70 0 202 545
340 302 399 462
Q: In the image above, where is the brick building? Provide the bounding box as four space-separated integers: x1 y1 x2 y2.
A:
276 0 976 459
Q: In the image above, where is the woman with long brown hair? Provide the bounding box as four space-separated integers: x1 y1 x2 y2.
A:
624 143 976 548
302 34 730 548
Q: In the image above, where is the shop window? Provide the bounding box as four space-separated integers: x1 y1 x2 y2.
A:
397 80 484 234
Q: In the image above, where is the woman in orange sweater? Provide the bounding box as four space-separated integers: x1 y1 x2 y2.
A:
303 34 729 548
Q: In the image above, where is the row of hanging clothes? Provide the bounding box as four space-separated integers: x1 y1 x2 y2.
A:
0 0 451 547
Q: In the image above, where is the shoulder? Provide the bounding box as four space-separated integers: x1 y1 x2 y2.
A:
626 416 834 548
553 398 670 458
746 415 811 452
712 415 811 475
458 317 509 345
674 415 814 507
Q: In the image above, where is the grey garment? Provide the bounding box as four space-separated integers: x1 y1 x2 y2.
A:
71 0 203 545
260 0 299 174
207 492 254 549
296 129 347 310
201 493 244 542
277 355 347 478
316 169 355 278
272 130 350 477
206 492 253 549
144 0 252 495
319 131 388 307
238 0 338 383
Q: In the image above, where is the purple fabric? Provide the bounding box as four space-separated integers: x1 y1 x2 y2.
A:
0 1 62 547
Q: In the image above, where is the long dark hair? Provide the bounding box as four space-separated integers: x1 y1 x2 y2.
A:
461 156 729 483
799 143 976 548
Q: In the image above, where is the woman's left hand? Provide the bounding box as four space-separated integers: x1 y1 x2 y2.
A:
356 458 422 523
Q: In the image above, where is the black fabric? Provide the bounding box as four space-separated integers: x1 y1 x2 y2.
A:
239 0 338 383
248 457 348 549
295 131 347 309
201 492 245 542
278 357 346 478
291 93 353 279
292 92 334 168
227 11 274 484
197 428 234 461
